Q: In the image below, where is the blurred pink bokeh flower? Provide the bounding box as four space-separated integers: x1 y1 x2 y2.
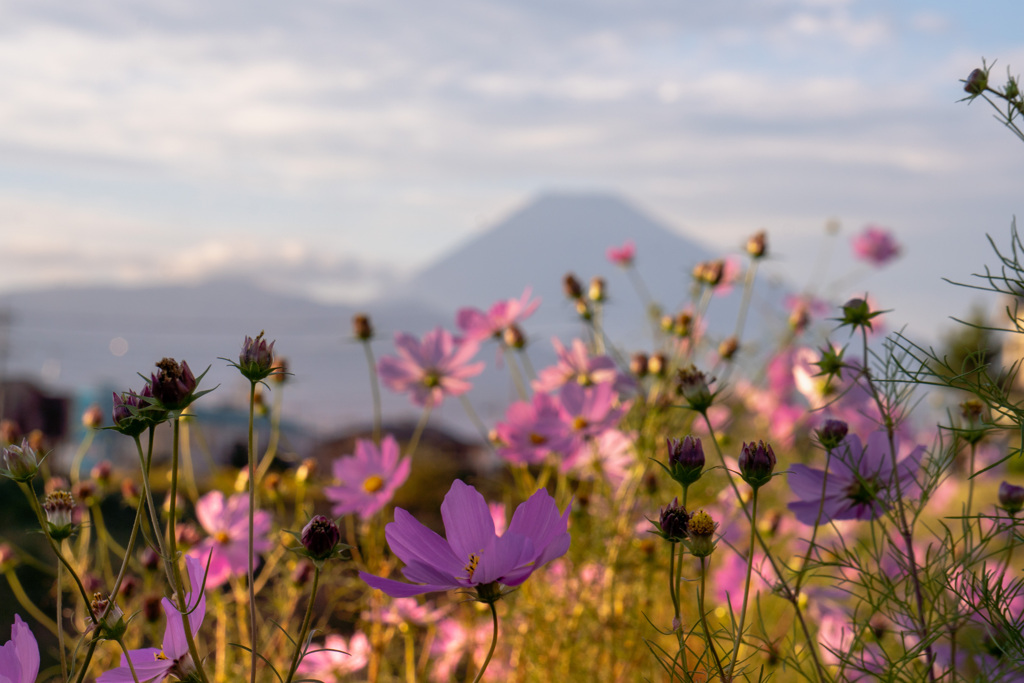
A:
606 240 636 267
378 327 484 407
851 225 901 266
297 632 371 682
325 434 411 518
188 491 273 588
456 287 540 342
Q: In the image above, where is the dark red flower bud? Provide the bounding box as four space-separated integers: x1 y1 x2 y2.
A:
816 419 849 450
738 441 776 490
301 515 341 561
666 436 704 487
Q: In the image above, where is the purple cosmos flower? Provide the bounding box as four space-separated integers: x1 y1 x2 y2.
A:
378 327 485 407
456 288 541 343
187 491 273 588
98 556 206 683
359 479 570 601
606 240 636 267
0 614 39 683
296 632 371 683
325 435 411 518
788 431 924 525
851 225 902 266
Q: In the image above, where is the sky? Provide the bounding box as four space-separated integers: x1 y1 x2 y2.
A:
2 0 1023 336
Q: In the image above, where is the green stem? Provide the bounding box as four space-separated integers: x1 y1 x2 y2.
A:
700 413 828 683
72 636 99 683
284 565 321 683
56 556 68 681
501 342 529 402
248 381 259 683
472 602 499 683
116 636 144 683
697 557 726 681
727 489 758 680
406 405 432 459
362 340 383 445
732 258 759 342
167 416 211 683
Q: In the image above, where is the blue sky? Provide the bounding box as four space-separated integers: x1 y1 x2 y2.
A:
1 0 1022 334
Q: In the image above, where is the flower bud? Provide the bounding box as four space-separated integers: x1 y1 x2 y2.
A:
301 515 341 561
838 298 880 332
82 404 104 429
718 336 739 361
666 436 704 487
43 490 77 540
648 353 667 378
816 419 849 450
1 439 41 482
676 365 715 413
90 592 126 639
693 260 724 287
964 68 988 95
352 314 374 341
746 230 767 259
673 312 692 338
563 273 583 300
574 298 592 321
237 332 276 382
150 358 199 410
738 440 776 490
630 352 649 378
999 481 1024 515
270 357 289 384
686 510 718 557
588 277 606 303
654 498 690 542
503 324 526 350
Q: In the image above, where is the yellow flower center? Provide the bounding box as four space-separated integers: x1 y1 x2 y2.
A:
572 416 589 431
529 432 547 445
155 651 168 661
214 531 231 544
363 475 385 493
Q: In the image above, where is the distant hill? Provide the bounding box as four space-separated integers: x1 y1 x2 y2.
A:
0 192 790 448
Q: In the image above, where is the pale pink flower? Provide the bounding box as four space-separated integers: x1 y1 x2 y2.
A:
851 225 901 266
555 382 629 472
297 632 370 682
533 338 633 395
606 240 636 267
188 491 273 588
378 327 484 407
714 551 773 613
456 288 541 342
430 617 510 683
325 435 411 518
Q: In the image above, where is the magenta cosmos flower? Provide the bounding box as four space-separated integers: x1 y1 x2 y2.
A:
0 614 39 683
325 435 411 518
788 431 924 525
606 240 636 267
360 479 571 601
378 327 485 407
456 287 541 342
187 490 273 588
99 556 206 683
533 337 633 395
851 225 901 266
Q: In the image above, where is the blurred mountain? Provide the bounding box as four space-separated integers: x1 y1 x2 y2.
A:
0 192 789 447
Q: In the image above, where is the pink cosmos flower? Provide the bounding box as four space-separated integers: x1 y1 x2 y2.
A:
99 556 206 683
429 616 510 683
187 491 273 588
0 614 39 683
851 225 902 266
296 632 371 682
606 240 636 267
533 338 634 395
456 288 541 342
378 328 484 407
325 435 411 518
363 597 449 627
360 479 570 599
788 432 924 525
554 382 629 471
494 392 574 466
